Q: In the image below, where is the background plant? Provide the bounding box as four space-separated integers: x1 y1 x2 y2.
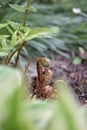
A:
0 0 87 66
1 0 86 60
0 0 58 66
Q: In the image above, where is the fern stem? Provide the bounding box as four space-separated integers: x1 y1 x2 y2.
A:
14 48 21 67
23 0 30 26
5 41 27 65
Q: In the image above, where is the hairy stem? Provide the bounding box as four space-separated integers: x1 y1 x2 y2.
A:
23 0 30 26
37 58 51 87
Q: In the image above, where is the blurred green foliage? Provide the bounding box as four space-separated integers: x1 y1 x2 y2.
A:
0 66 87 130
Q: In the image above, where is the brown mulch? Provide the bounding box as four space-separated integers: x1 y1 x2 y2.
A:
50 57 87 104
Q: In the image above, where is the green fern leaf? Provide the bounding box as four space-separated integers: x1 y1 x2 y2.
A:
1 39 7 48
9 4 26 12
11 31 18 46
9 4 37 13
25 27 59 41
1 39 10 52
29 6 37 12
0 23 8 29
0 35 9 39
8 20 22 31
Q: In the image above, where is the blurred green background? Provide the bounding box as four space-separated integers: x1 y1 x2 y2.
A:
0 0 87 59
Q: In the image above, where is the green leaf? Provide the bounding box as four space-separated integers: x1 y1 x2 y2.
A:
0 35 9 39
79 47 85 53
8 20 22 31
2 39 7 47
11 31 18 46
0 67 22 130
9 4 37 13
1 39 9 52
73 57 82 65
29 6 37 12
9 4 26 12
0 52 8 56
25 27 59 41
16 27 59 45
0 23 8 29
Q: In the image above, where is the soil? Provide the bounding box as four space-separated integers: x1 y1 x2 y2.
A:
51 57 87 104
28 56 87 104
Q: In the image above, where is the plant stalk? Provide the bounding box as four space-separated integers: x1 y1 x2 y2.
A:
14 48 21 67
5 41 27 65
23 0 30 26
